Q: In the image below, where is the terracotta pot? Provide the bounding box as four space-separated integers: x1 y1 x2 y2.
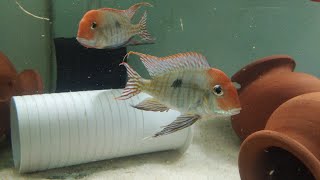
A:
14 70 43 95
0 52 43 137
231 55 320 140
238 92 320 180
0 52 17 101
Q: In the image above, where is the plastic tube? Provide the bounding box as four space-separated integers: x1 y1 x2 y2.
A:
10 89 193 173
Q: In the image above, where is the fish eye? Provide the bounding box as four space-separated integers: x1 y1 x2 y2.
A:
91 22 97 29
213 85 223 96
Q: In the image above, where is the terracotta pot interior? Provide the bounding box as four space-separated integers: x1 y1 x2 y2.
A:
252 146 315 180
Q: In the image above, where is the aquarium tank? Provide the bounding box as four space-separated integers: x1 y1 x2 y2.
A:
0 0 320 179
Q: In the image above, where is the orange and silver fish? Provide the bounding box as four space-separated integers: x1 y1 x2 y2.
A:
117 51 241 137
77 2 154 49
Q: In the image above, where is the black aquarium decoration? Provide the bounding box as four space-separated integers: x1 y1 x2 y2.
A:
54 38 127 92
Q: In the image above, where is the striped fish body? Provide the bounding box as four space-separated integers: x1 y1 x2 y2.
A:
77 2 153 49
143 70 212 114
117 51 241 137
98 11 139 48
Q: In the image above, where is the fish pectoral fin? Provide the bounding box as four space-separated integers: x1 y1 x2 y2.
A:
132 98 170 112
153 114 201 137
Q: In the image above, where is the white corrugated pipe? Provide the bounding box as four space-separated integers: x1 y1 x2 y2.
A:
10 89 193 173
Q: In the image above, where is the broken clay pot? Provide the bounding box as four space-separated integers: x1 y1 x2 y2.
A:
231 55 320 140
0 52 43 138
238 92 320 180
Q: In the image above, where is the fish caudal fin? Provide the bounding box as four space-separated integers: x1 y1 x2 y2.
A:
116 62 143 100
125 2 153 20
138 11 154 41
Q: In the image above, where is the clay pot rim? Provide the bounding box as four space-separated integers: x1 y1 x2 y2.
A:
239 130 320 180
231 55 296 85
0 70 43 102
16 70 44 94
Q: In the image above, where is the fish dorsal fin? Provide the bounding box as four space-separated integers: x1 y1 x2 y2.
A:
125 51 211 77
99 7 124 13
124 2 153 20
100 2 152 19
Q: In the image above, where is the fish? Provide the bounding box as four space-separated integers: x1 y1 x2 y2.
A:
76 2 154 49
116 51 241 138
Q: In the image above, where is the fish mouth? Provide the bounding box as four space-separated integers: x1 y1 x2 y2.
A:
215 108 241 116
228 108 241 115
76 37 96 48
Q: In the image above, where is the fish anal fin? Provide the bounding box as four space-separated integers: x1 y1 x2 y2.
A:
153 114 201 137
132 98 170 112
